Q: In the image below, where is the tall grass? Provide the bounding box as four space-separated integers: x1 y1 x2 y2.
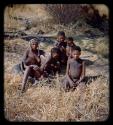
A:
4 69 109 121
4 39 109 121
4 4 53 30
75 37 109 59
4 4 109 121
95 39 109 58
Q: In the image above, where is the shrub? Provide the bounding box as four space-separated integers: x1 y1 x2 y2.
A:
44 4 89 24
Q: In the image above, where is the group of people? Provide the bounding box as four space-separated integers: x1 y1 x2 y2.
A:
20 31 86 93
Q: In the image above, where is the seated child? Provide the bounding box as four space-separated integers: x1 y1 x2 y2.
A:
54 31 68 65
21 38 43 92
66 37 76 59
61 46 86 91
40 47 61 76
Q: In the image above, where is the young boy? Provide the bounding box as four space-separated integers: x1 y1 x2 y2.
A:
21 38 43 92
40 47 61 76
66 37 76 59
54 31 68 65
61 46 86 91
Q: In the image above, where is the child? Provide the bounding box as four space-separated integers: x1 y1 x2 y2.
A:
40 47 61 76
54 31 68 65
66 37 76 59
61 46 86 91
21 38 43 92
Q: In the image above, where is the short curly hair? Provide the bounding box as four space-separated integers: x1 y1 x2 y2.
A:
71 45 81 52
57 31 65 37
29 38 39 45
67 37 73 41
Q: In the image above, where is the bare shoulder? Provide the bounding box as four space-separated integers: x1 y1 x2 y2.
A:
67 58 73 64
26 48 30 52
24 49 30 54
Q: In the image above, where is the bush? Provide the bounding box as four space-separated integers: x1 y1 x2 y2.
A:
44 4 89 24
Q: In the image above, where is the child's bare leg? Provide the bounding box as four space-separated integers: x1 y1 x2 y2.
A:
21 66 32 92
33 70 42 85
60 77 70 92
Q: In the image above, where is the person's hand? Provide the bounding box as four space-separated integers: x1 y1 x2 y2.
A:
69 81 74 88
76 80 81 86
32 65 40 71
40 67 44 72
34 55 40 62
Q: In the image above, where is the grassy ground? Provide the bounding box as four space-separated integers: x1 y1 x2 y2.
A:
4 5 109 121
4 38 109 121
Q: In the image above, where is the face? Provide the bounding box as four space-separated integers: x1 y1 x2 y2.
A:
31 42 38 50
57 35 65 42
52 53 59 59
67 40 73 46
72 50 81 60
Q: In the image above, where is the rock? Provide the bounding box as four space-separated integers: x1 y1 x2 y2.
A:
11 63 24 75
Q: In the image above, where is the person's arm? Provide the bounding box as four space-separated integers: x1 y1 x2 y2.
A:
66 46 70 57
22 49 30 69
40 55 51 71
76 61 86 84
66 60 75 87
60 46 66 52
34 53 41 64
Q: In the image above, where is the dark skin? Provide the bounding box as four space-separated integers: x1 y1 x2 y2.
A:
54 35 67 52
66 50 85 88
40 52 61 76
66 40 76 58
21 41 42 92
54 35 67 65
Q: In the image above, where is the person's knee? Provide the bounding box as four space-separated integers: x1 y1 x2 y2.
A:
26 66 32 71
61 79 69 90
35 71 41 78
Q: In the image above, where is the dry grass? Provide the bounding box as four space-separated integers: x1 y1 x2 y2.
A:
4 38 109 122
4 4 53 31
4 4 109 33
94 38 109 58
75 36 109 59
4 69 109 121
4 39 29 55
4 4 109 122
